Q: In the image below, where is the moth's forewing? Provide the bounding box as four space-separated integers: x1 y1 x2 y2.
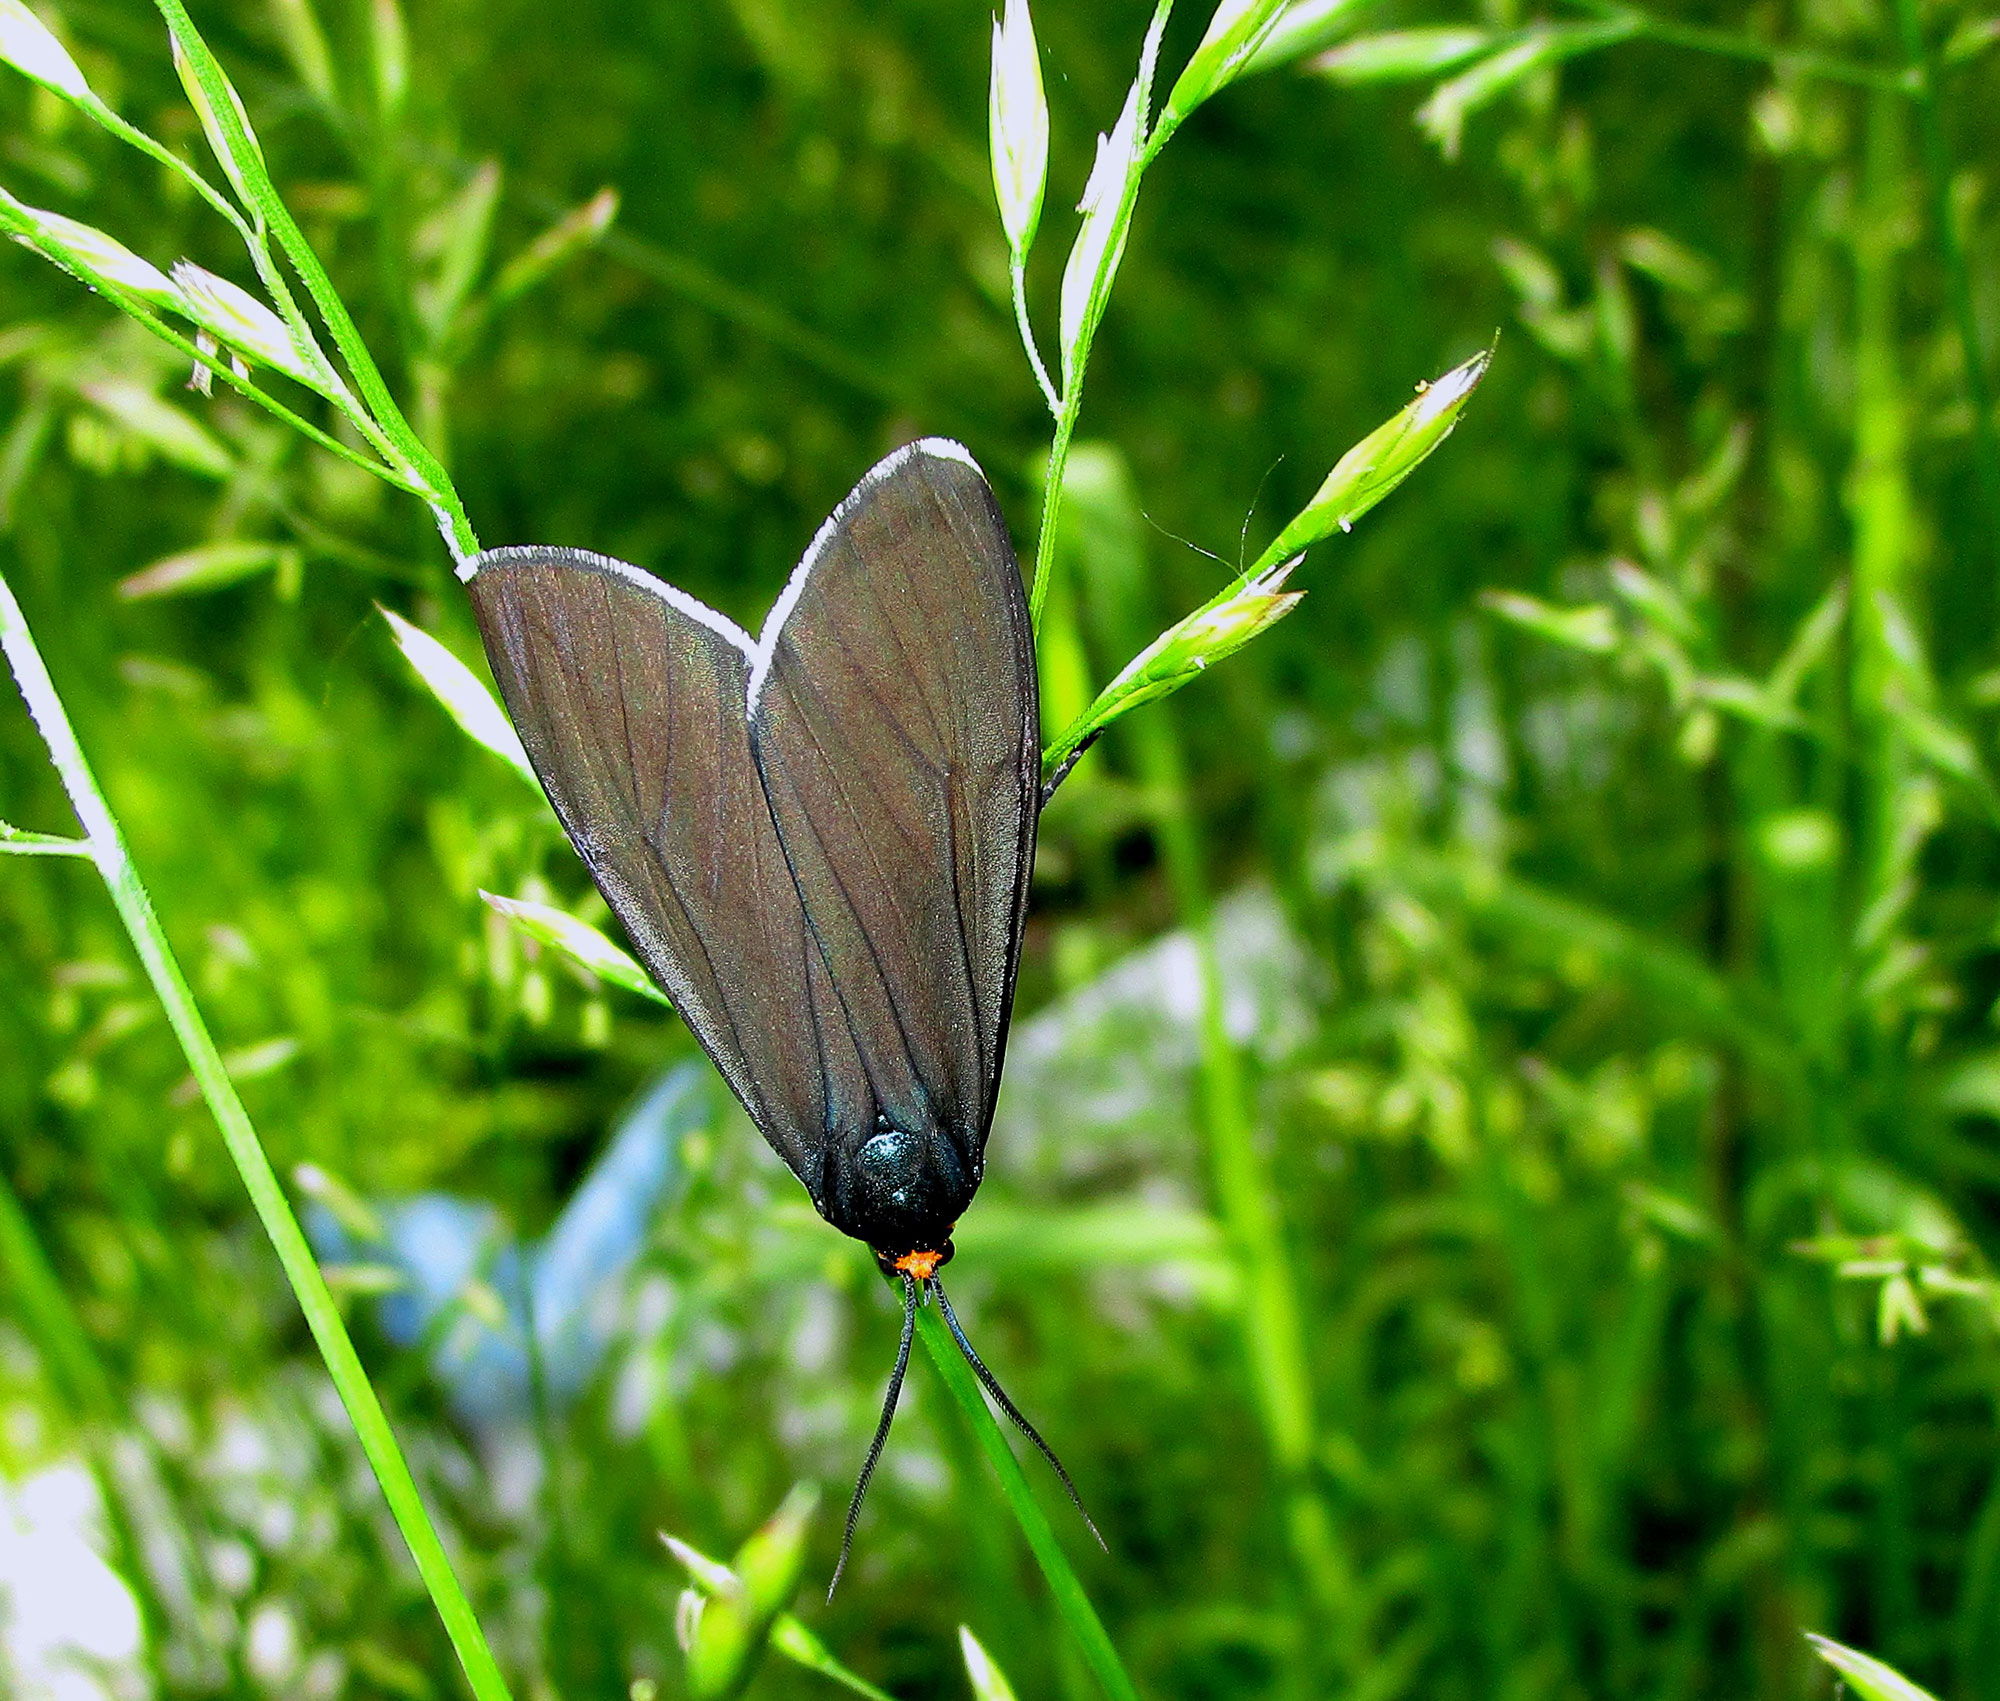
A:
465 548 867 1210
749 446 1040 1181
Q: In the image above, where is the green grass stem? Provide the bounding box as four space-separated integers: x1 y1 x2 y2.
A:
1563 0 1916 91
915 1302 1140 1701
0 1160 118 1420
150 0 476 558
1028 0 1174 635
0 203 421 490
1130 708 1354 1672
0 566 512 1701
1892 0 2000 585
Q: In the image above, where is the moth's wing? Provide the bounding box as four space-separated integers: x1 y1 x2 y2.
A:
747 442 1039 1167
466 547 869 1209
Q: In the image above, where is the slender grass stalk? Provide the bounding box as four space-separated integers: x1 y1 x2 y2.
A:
0 567 513 1701
1562 0 1916 92
1850 84 1923 1656
0 204 419 489
1850 85 1913 867
914 1304 1140 1701
1012 255 1059 418
1028 0 1174 633
1129 707 1354 1672
150 0 475 557
0 1161 117 1419
594 218 905 407
1043 436 1347 1676
1891 0 2000 582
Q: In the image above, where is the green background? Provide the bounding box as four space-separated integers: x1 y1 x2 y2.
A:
3 1 1999 1699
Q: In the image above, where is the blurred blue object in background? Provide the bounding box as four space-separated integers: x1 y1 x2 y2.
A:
308 1062 704 1426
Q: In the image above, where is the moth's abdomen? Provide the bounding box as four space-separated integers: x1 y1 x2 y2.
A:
822 1113 975 1257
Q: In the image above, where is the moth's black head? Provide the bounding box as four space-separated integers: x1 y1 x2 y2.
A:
824 1112 975 1261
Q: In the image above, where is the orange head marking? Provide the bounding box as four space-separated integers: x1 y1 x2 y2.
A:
892 1248 946 1281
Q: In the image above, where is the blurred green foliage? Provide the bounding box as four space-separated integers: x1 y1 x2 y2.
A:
3 1 2000 1700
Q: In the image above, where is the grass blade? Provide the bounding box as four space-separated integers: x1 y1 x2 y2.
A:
0 566 515 1701
914 1302 1139 1701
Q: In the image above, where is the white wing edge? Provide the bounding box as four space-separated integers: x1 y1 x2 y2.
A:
746 437 978 712
460 542 757 656
458 437 983 715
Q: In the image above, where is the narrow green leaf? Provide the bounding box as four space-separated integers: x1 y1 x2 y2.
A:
380 606 537 786
1417 19 1637 157
1310 27 1494 83
1163 0 1290 121
768 1617 895 1701
1241 0 1376 75
492 188 619 303
0 820 90 857
959 1628 1020 1701
1807 1635 1942 1701
118 540 295 599
416 161 502 345
266 0 336 104
479 891 671 1009
916 1304 1139 1701
1479 589 1619 653
0 565 514 1701
77 379 234 478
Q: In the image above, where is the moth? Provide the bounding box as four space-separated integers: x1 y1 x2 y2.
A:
465 440 1096 1587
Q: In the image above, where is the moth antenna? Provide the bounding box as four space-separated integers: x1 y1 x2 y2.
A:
930 1277 1106 1552
1235 455 1286 578
829 1271 918 1601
